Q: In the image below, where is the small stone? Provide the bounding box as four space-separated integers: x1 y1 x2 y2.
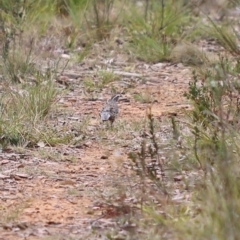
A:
61 54 70 59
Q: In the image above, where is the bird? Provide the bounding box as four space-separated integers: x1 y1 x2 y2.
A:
100 94 121 126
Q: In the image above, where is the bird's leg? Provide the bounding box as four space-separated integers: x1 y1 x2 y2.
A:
110 120 114 129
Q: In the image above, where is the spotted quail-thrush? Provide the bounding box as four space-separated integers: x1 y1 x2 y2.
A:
100 94 121 126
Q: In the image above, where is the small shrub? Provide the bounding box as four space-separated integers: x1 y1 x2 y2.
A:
133 92 153 103
180 49 240 239
170 43 209 66
83 0 124 41
126 0 191 62
83 70 119 99
0 71 59 148
208 19 240 55
128 109 167 189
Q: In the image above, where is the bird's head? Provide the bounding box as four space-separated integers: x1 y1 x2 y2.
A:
110 94 122 102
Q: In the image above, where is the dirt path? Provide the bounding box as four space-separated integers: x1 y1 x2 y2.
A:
0 61 191 239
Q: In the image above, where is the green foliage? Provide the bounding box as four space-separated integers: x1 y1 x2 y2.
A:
56 0 89 16
170 43 209 66
184 71 214 126
82 0 123 41
126 0 191 62
208 19 240 55
0 42 36 83
186 57 240 128
180 40 240 238
184 54 240 168
98 70 119 85
133 92 153 103
0 77 58 147
83 70 119 98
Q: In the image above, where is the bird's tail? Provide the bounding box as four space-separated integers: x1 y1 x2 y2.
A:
100 112 110 121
